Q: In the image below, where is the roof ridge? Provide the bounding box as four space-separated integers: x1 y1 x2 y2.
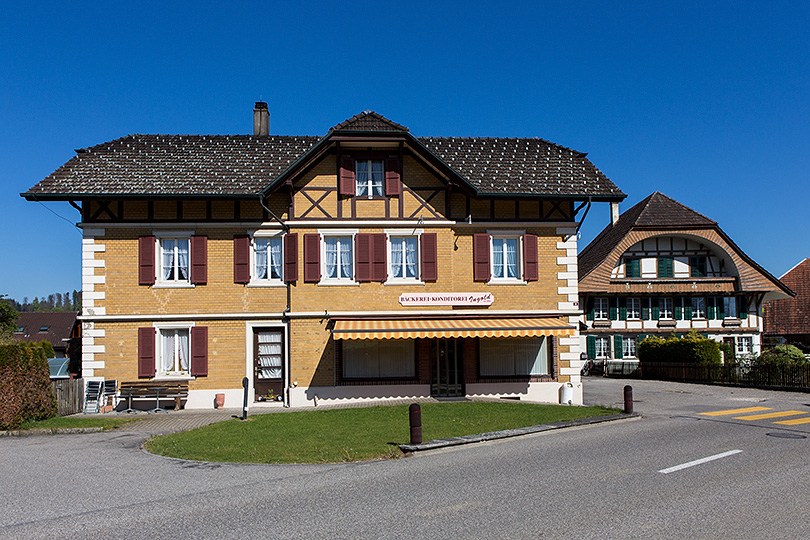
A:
331 111 409 132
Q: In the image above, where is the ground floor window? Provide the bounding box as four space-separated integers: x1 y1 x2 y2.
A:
342 339 415 378
595 336 610 359
160 328 189 375
479 337 550 376
623 336 637 358
736 336 753 355
256 330 283 379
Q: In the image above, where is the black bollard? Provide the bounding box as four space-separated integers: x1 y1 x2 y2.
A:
242 377 249 420
409 403 422 445
623 385 633 414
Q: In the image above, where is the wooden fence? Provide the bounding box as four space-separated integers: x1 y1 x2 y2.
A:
51 378 84 416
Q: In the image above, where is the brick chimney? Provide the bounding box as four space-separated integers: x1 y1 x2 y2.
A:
253 101 269 136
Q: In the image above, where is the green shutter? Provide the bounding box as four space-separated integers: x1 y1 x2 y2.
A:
586 298 594 321
674 299 683 320
658 257 673 278
614 335 624 359
685 303 693 320
619 298 627 321
707 297 715 319
642 298 650 320
627 258 641 278
717 297 725 319
609 298 619 320
586 335 596 359
652 298 660 319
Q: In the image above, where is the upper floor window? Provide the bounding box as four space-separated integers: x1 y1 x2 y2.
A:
356 160 384 197
389 236 418 280
626 298 641 320
139 233 207 287
324 235 354 281
491 236 520 280
594 298 609 320
691 297 706 319
659 297 673 319
624 257 641 278
255 237 283 281
690 256 707 278
724 296 737 318
657 257 674 278
161 238 189 282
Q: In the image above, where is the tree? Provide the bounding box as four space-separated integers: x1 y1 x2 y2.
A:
0 296 18 341
31 298 39 311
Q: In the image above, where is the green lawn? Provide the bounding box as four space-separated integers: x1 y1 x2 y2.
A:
16 416 143 431
145 401 618 464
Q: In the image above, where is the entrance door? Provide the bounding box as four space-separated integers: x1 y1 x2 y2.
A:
431 339 463 397
254 329 284 401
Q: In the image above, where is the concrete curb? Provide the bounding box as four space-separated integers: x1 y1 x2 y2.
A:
0 427 105 437
398 412 639 452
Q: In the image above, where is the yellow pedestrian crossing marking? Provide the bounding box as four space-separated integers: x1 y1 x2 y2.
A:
774 417 810 426
734 411 807 420
698 407 772 416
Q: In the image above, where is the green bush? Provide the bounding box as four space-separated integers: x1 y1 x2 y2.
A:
638 332 721 366
0 343 57 430
39 340 55 359
754 345 807 368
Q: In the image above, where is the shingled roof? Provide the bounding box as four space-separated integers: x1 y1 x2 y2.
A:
579 192 715 280
23 111 624 200
764 259 810 336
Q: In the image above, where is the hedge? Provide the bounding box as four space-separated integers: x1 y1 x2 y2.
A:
0 343 57 429
638 332 721 366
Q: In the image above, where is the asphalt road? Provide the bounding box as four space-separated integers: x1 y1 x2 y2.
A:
2 379 810 539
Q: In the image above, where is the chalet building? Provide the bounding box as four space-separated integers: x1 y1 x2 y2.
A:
22 105 624 408
13 311 82 377
578 192 793 364
763 259 810 351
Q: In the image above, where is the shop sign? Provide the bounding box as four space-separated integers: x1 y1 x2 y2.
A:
399 292 494 306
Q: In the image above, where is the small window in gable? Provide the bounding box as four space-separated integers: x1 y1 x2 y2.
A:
356 159 384 197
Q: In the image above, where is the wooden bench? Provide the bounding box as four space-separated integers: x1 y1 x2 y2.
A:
119 381 189 412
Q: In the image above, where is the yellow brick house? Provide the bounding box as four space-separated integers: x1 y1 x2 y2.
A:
23 105 625 408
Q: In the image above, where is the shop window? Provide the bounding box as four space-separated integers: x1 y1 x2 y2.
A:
480 337 549 376
342 340 415 378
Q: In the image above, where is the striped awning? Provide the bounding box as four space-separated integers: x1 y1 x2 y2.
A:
332 317 575 340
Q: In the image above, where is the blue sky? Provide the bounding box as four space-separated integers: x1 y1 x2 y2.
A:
2 1 808 302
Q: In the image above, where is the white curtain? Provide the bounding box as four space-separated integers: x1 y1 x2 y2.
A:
177 330 189 371
391 238 403 277
339 238 352 279
356 161 369 196
177 239 189 280
505 238 517 278
162 330 174 372
325 237 338 278
493 238 504 278
258 331 282 378
269 238 282 279
162 239 175 281
404 237 417 278
371 160 383 195
255 239 268 279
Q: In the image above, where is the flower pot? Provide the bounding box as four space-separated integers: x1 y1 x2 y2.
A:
215 393 225 409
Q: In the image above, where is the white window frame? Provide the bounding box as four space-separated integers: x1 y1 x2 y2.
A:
736 336 753 355
659 297 673 320
250 230 285 287
595 336 610 359
153 231 194 289
623 336 637 358
594 298 609 321
319 229 357 285
355 159 384 197
153 322 195 379
386 229 423 285
627 298 641 320
489 232 523 282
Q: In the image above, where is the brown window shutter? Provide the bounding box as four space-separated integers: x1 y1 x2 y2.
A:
372 233 387 282
191 326 208 377
190 235 208 284
421 233 438 281
284 233 298 283
339 157 355 196
523 234 538 281
473 233 491 281
355 233 371 282
385 157 401 196
138 236 156 285
233 235 250 284
137 327 156 378
303 233 321 282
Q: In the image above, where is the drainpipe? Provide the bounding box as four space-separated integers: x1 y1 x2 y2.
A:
259 195 293 407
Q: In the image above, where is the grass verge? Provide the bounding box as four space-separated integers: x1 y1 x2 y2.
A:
145 401 619 464
16 416 144 431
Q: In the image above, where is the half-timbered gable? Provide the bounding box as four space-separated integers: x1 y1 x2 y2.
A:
24 106 624 409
